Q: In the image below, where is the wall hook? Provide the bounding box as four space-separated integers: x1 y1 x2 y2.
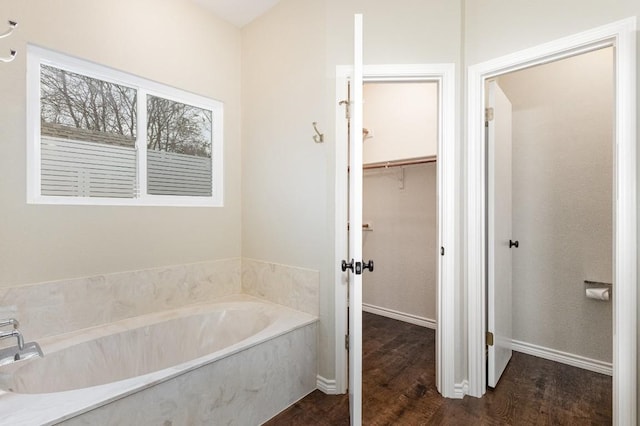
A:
0 20 18 40
312 122 324 143
0 49 16 63
0 20 18 63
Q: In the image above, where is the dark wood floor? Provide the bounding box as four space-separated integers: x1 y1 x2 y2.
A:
265 312 612 425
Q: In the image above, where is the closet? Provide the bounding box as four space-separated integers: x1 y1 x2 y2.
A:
361 81 438 329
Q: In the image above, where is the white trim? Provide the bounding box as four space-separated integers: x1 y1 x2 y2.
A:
137 87 149 199
348 16 364 425
334 66 350 396
334 63 457 399
611 17 637 426
453 380 468 399
26 44 224 207
511 339 612 377
465 18 636 425
316 375 338 395
362 303 436 330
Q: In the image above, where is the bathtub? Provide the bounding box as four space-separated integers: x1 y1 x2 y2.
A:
0 294 318 425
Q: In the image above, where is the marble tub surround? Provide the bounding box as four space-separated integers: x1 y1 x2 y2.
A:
0 258 241 346
60 323 318 426
242 258 320 316
0 295 318 425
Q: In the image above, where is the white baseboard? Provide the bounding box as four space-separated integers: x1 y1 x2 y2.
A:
511 339 612 376
453 380 468 399
362 303 436 329
316 375 338 394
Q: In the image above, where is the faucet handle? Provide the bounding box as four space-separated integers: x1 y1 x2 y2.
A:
0 318 19 329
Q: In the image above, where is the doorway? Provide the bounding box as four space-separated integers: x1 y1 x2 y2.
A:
334 64 457 399
466 18 637 423
362 81 438 330
487 47 614 395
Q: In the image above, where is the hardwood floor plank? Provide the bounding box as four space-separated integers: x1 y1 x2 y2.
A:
265 313 611 425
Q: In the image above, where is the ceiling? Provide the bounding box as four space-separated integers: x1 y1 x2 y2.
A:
193 0 282 28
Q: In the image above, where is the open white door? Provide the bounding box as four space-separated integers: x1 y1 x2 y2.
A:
347 13 364 425
487 80 514 388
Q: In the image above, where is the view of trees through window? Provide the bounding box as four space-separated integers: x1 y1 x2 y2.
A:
39 64 215 199
40 65 137 140
146 95 212 158
40 65 212 157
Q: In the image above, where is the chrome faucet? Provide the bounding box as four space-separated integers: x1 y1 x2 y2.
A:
0 329 24 350
0 318 25 351
0 318 19 329
0 318 43 364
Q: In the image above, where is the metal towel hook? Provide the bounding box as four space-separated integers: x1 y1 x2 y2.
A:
0 20 18 39
312 122 324 143
0 49 16 63
0 20 18 63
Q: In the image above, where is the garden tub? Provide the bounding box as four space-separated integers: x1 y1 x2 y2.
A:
0 294 318 425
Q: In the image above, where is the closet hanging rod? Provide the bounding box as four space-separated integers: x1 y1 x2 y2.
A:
363 155 437 170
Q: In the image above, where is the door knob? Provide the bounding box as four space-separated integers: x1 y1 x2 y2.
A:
509 240 519 248
341 259 354 272
362 260 374 272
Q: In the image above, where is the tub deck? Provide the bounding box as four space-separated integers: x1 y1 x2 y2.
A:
0 294 317 425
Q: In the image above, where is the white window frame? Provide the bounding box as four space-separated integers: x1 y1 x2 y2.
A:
26 45 224 207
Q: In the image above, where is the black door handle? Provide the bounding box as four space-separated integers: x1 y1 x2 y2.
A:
509 240 519 248
341 259 354 272
342 259 374 274
362 260 374 272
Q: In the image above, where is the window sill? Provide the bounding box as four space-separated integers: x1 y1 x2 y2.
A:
27 195 223 208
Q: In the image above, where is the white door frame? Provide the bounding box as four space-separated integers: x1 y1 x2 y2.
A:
465 17 637 425
335 63 457 398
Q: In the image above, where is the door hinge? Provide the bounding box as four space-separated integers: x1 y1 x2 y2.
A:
486 331 494 347
485 107 494 122
345 334 349 350
339 100 351 120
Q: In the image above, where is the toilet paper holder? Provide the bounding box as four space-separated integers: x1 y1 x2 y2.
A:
584 280 612 301
584 280 612 287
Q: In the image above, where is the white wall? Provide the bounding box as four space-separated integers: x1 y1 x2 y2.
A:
362 163 437 323
498 47 613 363
363 82 438 164
0 0 242 286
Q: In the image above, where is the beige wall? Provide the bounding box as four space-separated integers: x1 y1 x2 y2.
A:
464 0 639 65
325 0 464 384
241 0 463 383
327 0 465 385
498 48 614 362
0 0 242 287
362 163 437 322
3 0 638 409
363 82 438 164
240 0 331 376
246 0 635 396
464 0 640 411
361 81 438 323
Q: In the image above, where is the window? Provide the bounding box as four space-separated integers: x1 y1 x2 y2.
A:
27 45 223 206
146 96 213 197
